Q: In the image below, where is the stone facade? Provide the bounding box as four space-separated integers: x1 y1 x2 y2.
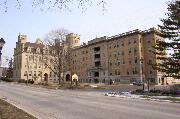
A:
13 34 59 84
13 28 179 85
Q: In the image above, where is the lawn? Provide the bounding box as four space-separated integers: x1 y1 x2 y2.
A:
0 98 37 119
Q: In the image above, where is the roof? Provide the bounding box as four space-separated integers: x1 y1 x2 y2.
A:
25 42 44 48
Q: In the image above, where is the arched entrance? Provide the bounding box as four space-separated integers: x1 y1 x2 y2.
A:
44 73 48 81
66 74 71 82
94 79 99 83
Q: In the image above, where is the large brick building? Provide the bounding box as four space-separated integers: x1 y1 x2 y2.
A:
13 28 179 85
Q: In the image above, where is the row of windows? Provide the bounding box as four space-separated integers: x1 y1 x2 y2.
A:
109 70 153 76
109 58 153 66
108 39 141 49
25 47 56 55
109 58 138 66
109 70 138 76
24 71 57 77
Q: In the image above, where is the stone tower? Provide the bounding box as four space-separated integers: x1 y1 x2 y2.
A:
66 33 80 48
18 34 27 44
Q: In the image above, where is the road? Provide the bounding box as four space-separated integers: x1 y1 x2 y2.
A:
0 82 179 119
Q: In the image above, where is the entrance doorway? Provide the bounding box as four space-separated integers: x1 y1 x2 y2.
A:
66 74 71 82
44 73 48 81
162 78 164 85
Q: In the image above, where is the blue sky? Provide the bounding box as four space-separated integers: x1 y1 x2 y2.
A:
0 0 169 62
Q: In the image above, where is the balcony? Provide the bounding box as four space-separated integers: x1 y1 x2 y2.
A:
94 47 100 53
95 61 101 67
94 54 100 61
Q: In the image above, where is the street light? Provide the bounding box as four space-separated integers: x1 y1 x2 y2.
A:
140 58 144 91
0 38 5 66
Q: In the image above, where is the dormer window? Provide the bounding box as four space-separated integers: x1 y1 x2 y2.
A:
36 48 40 53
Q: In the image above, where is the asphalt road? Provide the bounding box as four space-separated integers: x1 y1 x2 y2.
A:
0 82 179 119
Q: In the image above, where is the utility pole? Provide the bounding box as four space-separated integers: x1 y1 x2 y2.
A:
26 55 29 85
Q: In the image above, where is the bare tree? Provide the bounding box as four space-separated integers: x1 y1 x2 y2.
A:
0 0 107 12
43 28 69 85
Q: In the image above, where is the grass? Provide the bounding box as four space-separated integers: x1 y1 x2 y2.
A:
0 98 37 119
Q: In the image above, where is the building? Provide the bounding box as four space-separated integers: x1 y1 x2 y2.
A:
13 28 179 85
13 34 58 83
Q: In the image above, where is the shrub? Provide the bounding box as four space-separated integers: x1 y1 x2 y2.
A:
17 79 34 84
134 89 144 94
169 84 180 95
149 89 161 93
1 77 14 82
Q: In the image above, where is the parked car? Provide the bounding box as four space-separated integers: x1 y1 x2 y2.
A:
132 81 143 86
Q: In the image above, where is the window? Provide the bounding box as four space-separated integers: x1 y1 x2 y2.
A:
134 40 137 43
36 48 40 53
94 54 100 59
148 60 152 64
34 71 36 76
50 72 52 77
109 61 112 66
150 71 152 74
24 71 27 76
122 51 124 56
114 61 117 66
28 47 31 52
121 43 124 46
127 70 129 75
29 71 32 76
122 59 125 64
94 47 100 52
113 52 116 57
39 56 42 62
95 61 101 67
134 48 137 54
135 57 138 63
118 51 120 56
75 40 78 43
115 70 117 75
118 71 120 75
148 48 151 53
118 61 120 66
54 72 57 77
38 71 41 76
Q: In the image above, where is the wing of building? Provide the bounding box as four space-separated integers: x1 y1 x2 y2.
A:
12 28 180 85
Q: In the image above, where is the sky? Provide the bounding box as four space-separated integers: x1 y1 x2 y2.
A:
0 0 169 65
